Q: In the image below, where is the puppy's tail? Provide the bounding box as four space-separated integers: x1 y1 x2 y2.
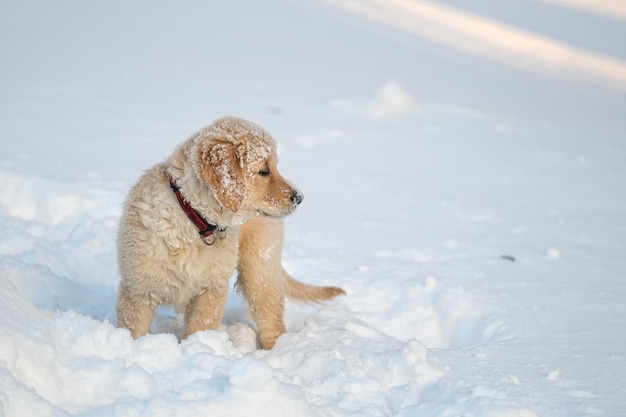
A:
283 267 346 303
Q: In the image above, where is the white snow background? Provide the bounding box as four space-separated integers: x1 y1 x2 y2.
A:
1 0 625 416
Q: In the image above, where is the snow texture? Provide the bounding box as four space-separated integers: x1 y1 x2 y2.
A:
1 0 625 416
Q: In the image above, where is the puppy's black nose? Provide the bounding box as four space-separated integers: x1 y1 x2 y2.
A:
291 190 303 206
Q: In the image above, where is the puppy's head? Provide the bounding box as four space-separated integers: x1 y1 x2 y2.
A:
192 116 303 218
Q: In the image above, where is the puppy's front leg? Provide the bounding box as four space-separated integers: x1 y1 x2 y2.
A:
238 264 286 350
182 284 229 339
237 217 287 350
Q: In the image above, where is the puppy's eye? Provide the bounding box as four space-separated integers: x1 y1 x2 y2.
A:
258 168 270 177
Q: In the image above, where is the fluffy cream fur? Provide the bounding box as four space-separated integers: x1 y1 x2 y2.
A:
116 116 344 349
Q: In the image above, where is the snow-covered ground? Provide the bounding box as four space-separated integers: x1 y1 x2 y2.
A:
1 1 625 416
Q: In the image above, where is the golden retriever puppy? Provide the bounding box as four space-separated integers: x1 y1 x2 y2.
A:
116 116 344 349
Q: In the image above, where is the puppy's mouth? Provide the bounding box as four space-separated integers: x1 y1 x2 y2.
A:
255 206 295 219
256 209 277 218
255 190 303 219
256 190 304 219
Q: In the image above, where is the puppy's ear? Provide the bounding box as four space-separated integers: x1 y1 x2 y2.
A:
197 141 245 212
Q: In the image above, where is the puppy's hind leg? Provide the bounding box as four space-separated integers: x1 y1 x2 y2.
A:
116 284 157 338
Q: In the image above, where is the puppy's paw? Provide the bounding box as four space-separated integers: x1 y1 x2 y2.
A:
227 322 258 354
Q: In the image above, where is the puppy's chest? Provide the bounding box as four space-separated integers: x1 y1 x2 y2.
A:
178 232 238 267
164 219 239 275
150 199 226 253
165 231 239 303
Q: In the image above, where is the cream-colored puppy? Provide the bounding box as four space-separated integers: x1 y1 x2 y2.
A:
116 116 344 349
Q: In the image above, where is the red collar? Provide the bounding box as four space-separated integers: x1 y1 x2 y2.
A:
169 177 225 245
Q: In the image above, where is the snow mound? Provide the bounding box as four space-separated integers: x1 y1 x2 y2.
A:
331 79 419 119
0 256 442 416
350 271 507 349
0 170 122 289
